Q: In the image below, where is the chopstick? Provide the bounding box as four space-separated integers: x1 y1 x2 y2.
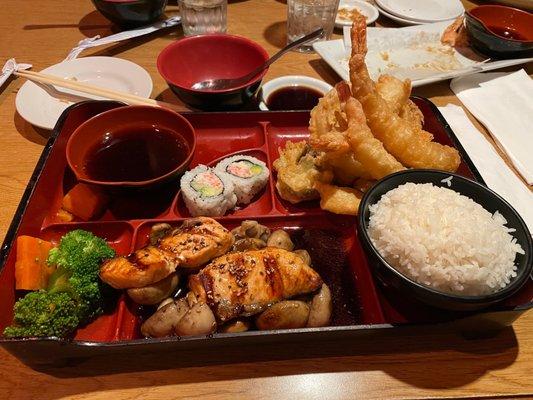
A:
14 69 187 113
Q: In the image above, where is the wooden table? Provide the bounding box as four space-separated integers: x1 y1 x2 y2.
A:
0 1 532 399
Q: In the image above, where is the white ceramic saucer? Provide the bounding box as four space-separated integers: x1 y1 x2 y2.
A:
258 76 333 111
335 0 380 28
16 57 153 130
375 4 426 26
375 0 464 23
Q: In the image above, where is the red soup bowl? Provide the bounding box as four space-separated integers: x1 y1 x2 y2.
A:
91 0 168 28
465 5 533 59
157 34 269 110
66 105 196 190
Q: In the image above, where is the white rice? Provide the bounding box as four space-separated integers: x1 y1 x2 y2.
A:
368 183 524 296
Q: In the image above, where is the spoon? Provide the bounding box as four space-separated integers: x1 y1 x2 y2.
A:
191 28 325 91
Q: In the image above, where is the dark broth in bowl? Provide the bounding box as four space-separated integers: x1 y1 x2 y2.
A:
84 127 190 182
487 26 528 41
266 86 323 110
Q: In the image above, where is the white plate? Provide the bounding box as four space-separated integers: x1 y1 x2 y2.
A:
16 57 153 130
258 76 333 110
376 0 464 23
313 21 533 87
335 0 379 28
375 4 426 26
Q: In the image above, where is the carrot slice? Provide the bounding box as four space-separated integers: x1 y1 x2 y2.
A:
62 183 108 221
15 236 55 290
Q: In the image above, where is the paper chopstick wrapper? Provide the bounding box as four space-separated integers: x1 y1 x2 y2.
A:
0 59 32 89
438 104 533 232
451 70 533 185
65 16 181 61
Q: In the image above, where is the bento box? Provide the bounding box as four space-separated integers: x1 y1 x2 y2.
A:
1 99 531 367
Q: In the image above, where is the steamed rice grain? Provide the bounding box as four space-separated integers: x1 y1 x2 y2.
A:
368 183 524 296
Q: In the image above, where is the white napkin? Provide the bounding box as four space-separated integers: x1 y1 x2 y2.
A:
0 59 32 89
65 16 181 60
438 104 533 232
450 70 533 185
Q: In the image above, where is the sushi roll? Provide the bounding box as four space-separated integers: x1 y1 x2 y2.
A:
180 165 237 217
215 155 270 204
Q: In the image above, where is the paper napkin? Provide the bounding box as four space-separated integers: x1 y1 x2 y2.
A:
450 70 533 185
438 104 533 232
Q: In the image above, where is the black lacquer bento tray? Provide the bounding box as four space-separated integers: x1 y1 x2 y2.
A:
1 99 531 367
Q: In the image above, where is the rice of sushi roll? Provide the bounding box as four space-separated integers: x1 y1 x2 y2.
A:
180 165 237 217
215 155 270 204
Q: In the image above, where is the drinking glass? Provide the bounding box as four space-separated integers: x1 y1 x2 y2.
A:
287 0 340 53
178 0 227 36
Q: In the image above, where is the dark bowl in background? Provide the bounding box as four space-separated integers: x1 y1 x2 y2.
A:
66 105 196 190
465 5 533 59
357 169 533 312
91 0 168 27
157 34 269 110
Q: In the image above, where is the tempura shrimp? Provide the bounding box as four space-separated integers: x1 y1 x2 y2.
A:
349 14 460 172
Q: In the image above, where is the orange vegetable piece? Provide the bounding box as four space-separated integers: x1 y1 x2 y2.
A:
62 183 108 221
15 236 55 290
56 208 74 222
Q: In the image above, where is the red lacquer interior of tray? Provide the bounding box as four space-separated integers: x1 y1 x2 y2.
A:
0 100 531 342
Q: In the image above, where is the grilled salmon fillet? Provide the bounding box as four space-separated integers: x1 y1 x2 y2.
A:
100 217 233 289
189 248 322 322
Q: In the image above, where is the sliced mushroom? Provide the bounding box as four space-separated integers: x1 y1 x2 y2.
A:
293 249 311 265
127 273 179 305
307 284 332 328
186 291 200 307
231 238 267 252
157 297 174 310
267 230 294 251
255 301 310 330
174 302 217 336
149 223 172 245
219 319 251 333
141 297 190 338
231 220 270 242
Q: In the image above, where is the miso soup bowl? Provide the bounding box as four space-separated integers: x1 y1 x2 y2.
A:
66 105 196 190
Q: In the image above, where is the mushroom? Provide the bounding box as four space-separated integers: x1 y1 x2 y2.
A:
231 238 267 252
255 301 310 330
231 220 270 242
307 284 332 328
140 297 190 338
266 230 294 251
293 249 311 265
149 223 172 245
157 297 174 310
127 273 179 305
219 319 251 333
174 301 217 336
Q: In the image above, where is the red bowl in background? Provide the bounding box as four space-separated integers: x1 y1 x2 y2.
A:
465 5 533 58
157 34 269 110
91 0 167 27
66 105 196 190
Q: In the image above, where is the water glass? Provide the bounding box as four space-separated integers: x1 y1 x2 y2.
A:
179 0 227 36
287 0 340 53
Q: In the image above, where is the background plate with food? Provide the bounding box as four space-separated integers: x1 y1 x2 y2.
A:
335 0 379 28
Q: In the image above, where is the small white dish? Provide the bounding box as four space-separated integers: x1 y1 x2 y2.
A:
375 0 463 23
258 76 333 111
335 0 379 28
16 56 153 130
375 4 426 26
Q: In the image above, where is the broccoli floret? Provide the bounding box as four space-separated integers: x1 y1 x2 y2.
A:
4 230 115 338
3 291 80 338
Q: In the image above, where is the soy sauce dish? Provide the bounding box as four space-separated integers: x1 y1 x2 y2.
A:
259 76 333 111
66 105 196 189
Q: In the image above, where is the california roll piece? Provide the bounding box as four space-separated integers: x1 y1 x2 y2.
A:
215 155 270 204
181 165 237 217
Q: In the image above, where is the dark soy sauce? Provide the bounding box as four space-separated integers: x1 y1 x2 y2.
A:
266 86 323 111
84 127 189 182
488 26 528 41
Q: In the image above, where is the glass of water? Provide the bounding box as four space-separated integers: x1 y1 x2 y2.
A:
287 0 340 53
179 0 227 36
